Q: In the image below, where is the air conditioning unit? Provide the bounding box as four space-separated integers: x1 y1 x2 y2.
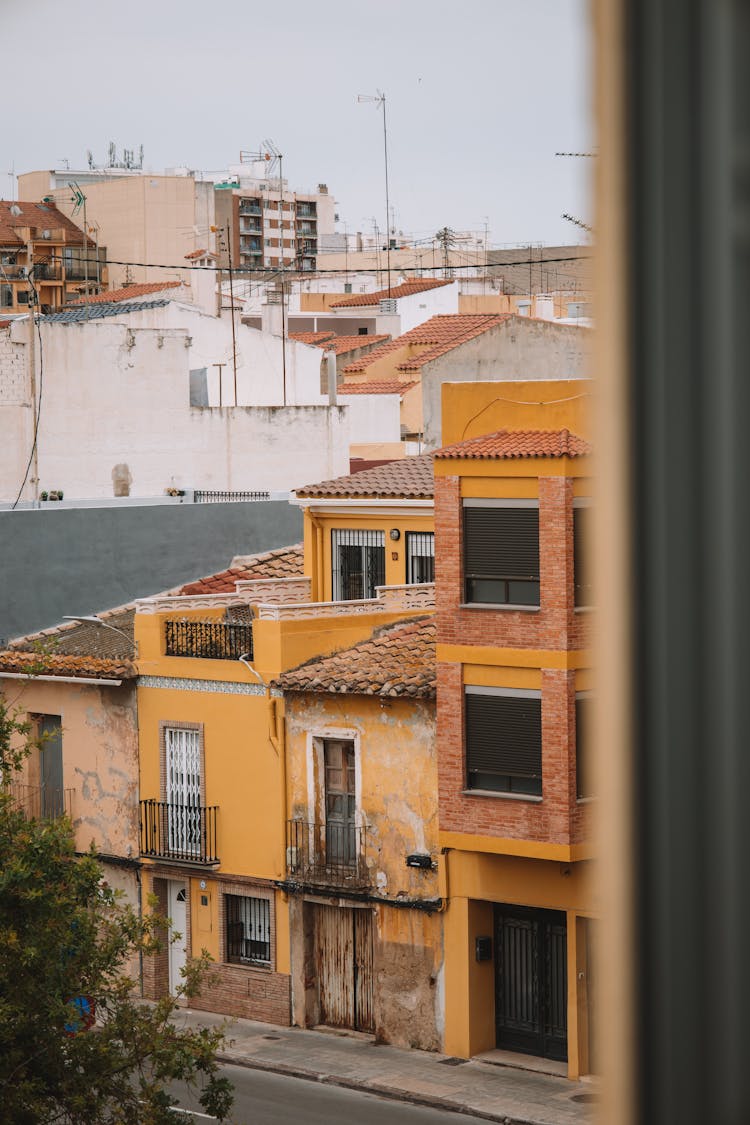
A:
379 298 398 314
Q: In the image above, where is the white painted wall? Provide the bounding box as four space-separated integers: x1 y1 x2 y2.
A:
0 305 348 501
336 391 402 446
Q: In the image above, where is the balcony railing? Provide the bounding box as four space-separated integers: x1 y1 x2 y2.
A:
7 781 73 820
139 799 219 864
164 618 253 660
239 202 262 216
64 262 105 280
286 819 371 888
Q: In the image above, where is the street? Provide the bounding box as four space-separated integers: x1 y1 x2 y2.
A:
169 1062 495 1124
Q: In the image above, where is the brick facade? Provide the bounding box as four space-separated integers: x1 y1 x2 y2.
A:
435 468 592 847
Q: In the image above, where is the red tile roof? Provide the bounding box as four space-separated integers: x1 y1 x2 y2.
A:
342 314 507 375
68 281 181 306
184 248 216 260
434 429 592 459
0 200 92 247
276 616 435 699
329 279 453 308
0 650 136 681
295 453 434 500
290 332 391 355
179 544 304 595
338 380 418 396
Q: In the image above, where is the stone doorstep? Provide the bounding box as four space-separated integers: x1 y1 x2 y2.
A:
474 1048 568 1078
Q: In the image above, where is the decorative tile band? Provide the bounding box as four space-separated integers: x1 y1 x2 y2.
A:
139 675 282 698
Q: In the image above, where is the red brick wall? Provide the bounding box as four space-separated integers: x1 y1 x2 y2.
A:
142 876 169 1000
188 964 291 1025
435 475 592 653
435 471 592 846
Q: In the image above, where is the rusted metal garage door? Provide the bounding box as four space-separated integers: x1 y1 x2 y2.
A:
314 905 374 1032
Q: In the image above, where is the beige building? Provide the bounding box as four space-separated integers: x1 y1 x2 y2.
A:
19 173 217 293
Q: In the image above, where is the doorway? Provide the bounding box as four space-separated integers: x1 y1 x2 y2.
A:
168 882 188 995
314 904 374 1032
494 904 567 1061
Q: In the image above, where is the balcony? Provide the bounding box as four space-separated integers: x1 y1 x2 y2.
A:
239 201 262 216
7 781 73 820
139 799 219 865
240 220 262 234
164 618 253 660
286 819 371 888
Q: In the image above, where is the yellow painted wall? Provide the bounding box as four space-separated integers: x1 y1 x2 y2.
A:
439 378 592 446
442 851 596 1073
301 508 434 603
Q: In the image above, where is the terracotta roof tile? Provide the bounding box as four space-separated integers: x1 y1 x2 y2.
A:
338 380 418 396
7 609 136 661
0 200 92 247
68 281 181 306
342 314 507 375
0 651 136 680
179 544 304 595
329 279 453 308
184 248 216 259
295 453 434 500
290 332 391 355
276 617 435 699
434 429 592 460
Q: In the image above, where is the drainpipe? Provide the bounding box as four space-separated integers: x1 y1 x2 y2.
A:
239 654 288 880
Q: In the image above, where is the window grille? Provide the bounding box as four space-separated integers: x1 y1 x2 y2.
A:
331 529 385 600
165 727 202 854
406 531 435 584
225 894 271 964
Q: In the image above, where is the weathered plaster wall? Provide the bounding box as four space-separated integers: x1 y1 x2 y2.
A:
2 677 140 911
284 692 443 1049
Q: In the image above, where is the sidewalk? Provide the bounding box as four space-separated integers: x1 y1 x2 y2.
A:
172 1007 598 1125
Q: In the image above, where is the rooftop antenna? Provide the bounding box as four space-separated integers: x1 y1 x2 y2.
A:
357 90 392 295
6 160 15 202
562 212 594 235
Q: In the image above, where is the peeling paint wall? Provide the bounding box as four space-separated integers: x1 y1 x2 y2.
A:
2 677 140 911
284 692 444 1049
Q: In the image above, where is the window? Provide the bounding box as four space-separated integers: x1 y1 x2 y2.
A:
573 504 592 607
406 531 435 583
163 725 202 856
331 529 385 600
465 688 542 795
225 894 271 965
358 326 368 336
463 501 540 606
38 714 64 818
575 694 593 799
0 284 12 308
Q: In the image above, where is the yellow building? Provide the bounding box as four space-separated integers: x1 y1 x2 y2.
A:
135 459 438 1026
433 379 596 1078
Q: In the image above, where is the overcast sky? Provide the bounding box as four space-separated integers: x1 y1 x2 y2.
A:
3 0 592 247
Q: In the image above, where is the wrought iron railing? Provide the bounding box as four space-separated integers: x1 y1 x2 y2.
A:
286 820 370 888
164 619 253 660
139 799 219 864
193 489 270 503
6 781 73 820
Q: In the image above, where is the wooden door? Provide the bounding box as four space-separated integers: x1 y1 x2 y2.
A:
314 905 374 1033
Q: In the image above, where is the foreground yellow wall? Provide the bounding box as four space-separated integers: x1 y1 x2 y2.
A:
440 378 592 446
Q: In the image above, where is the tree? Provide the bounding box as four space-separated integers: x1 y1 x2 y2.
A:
0 696 234 1124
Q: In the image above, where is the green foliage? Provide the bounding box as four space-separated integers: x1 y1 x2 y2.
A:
0 698 234 1123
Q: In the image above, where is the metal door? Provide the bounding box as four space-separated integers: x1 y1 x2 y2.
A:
165 727 201 855
315 904 354 1028
353 909 374 1032
39 715 63 818
494 904 568 1061
314 905 374 1033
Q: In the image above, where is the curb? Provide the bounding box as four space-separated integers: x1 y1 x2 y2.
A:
216 1049 566 1125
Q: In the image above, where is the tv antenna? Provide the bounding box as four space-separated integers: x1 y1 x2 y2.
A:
357 90 393 295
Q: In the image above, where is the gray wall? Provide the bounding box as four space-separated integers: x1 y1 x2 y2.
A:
0 500 302 643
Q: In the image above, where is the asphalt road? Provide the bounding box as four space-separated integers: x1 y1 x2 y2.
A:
169 1062 494 1124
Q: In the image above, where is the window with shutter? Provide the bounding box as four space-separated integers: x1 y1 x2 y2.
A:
465 688 542 795
575 694 593 799
463 503 540 606
573 505 592 607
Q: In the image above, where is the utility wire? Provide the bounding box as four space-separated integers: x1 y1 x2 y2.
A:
11 269 44 510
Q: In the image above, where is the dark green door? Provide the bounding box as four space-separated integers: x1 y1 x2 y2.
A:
494 904 568 1061
39 715 64 818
